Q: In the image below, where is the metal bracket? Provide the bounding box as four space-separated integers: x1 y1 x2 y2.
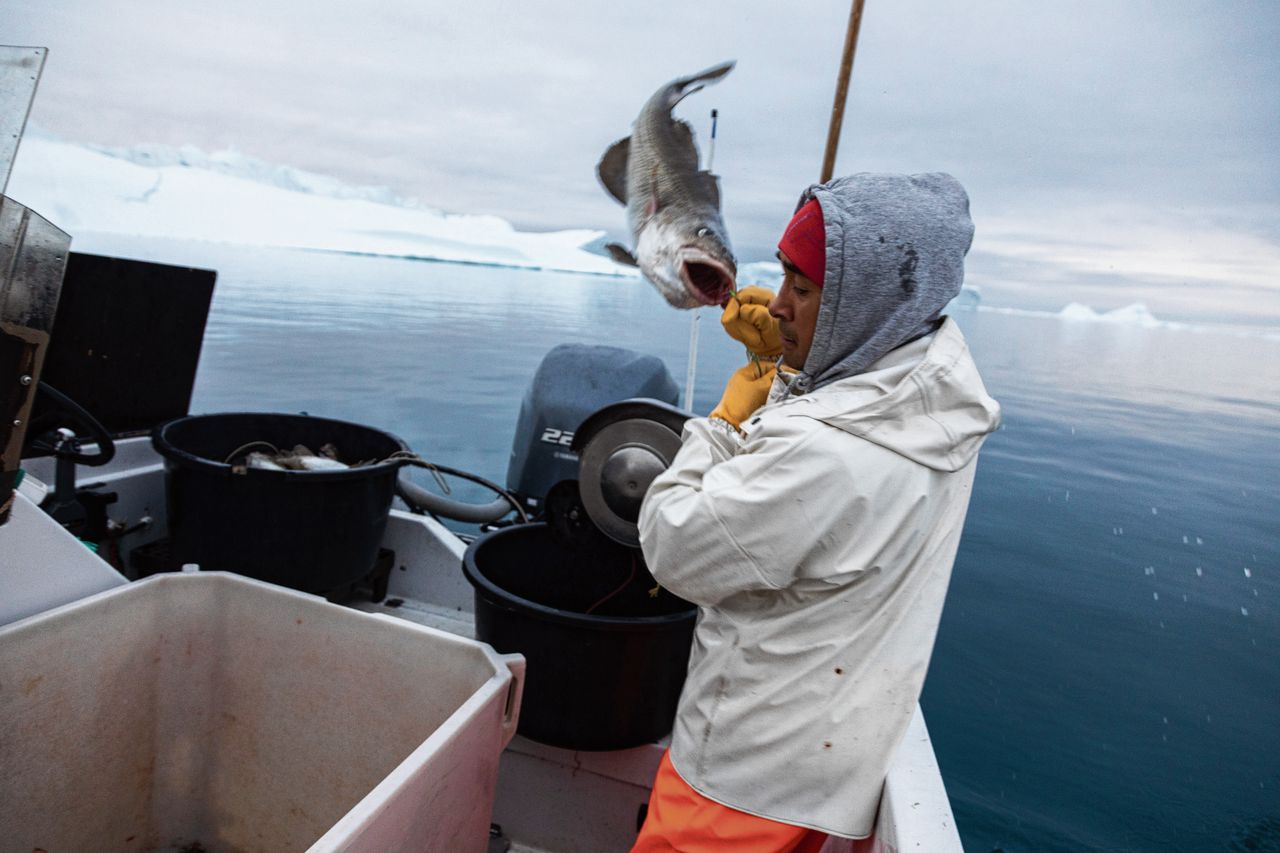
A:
1 46 47 195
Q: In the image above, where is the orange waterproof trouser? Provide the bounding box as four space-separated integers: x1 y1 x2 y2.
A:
631 750 830 852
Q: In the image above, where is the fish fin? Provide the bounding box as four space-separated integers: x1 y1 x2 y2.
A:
605 243 639 267
669 119 701 171
695 171 722 208
597 137 630 205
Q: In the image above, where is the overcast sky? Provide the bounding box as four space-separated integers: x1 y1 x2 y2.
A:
8 0 1280 324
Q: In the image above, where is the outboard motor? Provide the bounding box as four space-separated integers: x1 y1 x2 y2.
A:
506 343 679 514
466 346 697 750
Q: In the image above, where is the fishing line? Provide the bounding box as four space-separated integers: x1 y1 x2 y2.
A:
684 311 701 413
684 108 723 413
706 104 766 382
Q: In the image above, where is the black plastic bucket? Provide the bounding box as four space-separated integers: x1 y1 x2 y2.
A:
152 413 408 594
462 522 696 751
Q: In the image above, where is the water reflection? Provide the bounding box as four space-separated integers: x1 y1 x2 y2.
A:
960 309 1280 439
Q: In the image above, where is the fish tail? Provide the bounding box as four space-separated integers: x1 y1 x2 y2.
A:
665 60 736 109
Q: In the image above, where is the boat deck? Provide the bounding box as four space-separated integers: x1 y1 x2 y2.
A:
5 438 961 852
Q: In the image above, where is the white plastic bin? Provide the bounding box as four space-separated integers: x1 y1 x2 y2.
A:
0 572 524 852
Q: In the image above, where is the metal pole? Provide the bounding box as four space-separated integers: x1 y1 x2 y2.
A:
820 0 867 183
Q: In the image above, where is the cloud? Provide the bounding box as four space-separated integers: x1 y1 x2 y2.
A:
8 0 1279 319
967 204 1280 325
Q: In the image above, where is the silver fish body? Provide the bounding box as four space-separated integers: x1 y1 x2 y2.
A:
242 444 350 472
597 61 738 308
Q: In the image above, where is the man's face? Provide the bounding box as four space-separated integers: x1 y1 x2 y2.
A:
770 251 822 370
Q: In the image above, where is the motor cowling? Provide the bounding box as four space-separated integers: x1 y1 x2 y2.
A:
506 344 679 514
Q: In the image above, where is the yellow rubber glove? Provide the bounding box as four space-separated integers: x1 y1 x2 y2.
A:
710 359 777 430
720 286 782 358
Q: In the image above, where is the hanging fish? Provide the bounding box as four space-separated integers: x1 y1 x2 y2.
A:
597 61 738 308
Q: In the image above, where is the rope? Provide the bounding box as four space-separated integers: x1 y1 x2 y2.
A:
382 451 451 494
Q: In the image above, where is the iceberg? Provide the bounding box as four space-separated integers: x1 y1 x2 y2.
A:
979 302 1280 336
946 285 982 312
87 142 413 207
1059 302 1167 328
6 135 628 276
735 260 783 288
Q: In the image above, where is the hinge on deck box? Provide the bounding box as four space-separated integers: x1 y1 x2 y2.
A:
488 822 511 853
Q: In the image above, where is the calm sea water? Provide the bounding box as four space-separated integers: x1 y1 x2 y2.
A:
89 237 1279 851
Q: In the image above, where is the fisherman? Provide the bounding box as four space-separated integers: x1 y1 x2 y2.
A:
633 172 1001 850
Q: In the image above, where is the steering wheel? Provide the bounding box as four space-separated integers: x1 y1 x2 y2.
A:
23 381 117 467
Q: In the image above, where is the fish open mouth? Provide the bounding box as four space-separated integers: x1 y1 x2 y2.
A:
679 250 736 306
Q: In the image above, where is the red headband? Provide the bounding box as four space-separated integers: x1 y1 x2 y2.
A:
777 198 826 286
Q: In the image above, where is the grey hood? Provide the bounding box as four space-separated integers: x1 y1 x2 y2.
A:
790 172 974 395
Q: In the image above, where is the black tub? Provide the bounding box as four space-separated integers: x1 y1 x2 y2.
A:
463 523 696 751
152 412 408 594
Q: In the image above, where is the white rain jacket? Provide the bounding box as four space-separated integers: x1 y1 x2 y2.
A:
638 317 1000 838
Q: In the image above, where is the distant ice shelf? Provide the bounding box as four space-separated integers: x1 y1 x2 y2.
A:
6 135 629 277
